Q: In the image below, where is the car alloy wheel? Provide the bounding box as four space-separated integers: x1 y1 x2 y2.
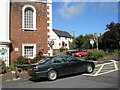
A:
47 70 57 81
86 64 93 73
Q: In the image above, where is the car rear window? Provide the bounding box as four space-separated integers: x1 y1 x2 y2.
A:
37 57 53 64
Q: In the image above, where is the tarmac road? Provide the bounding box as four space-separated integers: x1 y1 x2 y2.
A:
2 70 119 88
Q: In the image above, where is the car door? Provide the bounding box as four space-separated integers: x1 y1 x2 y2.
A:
66 56 84 73
51 57 69 76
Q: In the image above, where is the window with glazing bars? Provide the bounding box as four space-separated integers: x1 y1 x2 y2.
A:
24 46 34 57
24 8 33 29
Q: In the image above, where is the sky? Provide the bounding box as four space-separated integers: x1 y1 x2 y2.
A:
52 1 118 37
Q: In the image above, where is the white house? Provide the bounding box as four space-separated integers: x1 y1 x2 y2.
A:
50 29 73 51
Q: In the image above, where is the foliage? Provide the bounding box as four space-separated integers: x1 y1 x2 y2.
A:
1 61 8 73
59 48 68 52
86 50 105 60
30 55 45 64
86 49 120 60
8 65 23 72
15 56 29 65
69 34 93 50
113 49 120 55
69 38 77 49
17 68 23 72
100 22 120 49
104 49 120 55
8 65 15 70
15 55 46 65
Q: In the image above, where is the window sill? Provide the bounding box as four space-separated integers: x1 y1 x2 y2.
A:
24 56 34 59
22 28 36 31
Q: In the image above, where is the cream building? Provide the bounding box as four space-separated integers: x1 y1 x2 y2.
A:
50 29 73 51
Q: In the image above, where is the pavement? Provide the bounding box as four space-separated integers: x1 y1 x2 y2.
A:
1 71 30 84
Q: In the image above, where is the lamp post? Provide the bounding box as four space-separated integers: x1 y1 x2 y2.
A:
48 39 55 56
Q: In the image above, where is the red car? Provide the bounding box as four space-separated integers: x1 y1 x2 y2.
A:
74 49 90 57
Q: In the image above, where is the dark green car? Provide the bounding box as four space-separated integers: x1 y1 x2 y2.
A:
28 55 95 81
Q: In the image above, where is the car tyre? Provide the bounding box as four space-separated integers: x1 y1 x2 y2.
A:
47 70 57 81
86 64 93 73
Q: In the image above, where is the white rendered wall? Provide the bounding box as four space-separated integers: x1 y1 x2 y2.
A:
50 30 73 50
0 0 10 66
0 0 10 42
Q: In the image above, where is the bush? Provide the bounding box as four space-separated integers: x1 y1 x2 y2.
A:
9 65 15 70
15 56 29 65
86 50 105 60
30 55 45 64
104 49 120 55
17 68 23 73
1 61 8 74
113 50 120 55
60 48 68 52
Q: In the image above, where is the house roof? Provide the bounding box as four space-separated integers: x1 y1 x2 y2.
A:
53 29 72 38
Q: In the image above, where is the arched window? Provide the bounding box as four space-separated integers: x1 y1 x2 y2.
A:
22 5 36 31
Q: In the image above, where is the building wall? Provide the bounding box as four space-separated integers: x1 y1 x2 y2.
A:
0 0 10 42
10 2 50 65
0 0 10 66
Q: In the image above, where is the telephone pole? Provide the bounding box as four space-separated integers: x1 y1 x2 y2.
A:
73 30 75 37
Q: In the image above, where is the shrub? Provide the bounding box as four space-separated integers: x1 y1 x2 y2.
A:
30 55 45 64
1 61 8 74
104 49 120 55
15 56 29 65
113 50 120 55
17 68 23 73
60 48 68 52
86 50 105 60
9 65 15 70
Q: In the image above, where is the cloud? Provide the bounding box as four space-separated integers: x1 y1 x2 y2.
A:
57 1 117 19
58 2 86 19
99 2 117 10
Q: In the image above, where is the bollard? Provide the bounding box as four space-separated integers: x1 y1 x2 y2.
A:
15 65 19 79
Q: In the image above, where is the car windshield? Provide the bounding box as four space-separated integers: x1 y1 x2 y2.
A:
79 51 83 52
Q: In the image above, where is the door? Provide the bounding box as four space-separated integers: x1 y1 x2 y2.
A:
51 57 69 76
66 56 83 73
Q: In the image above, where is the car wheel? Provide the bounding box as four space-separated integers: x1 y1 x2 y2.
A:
47 70 57 81
86 64 93 73
79 54 82 57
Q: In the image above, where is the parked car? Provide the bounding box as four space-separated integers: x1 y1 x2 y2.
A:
74 49 91 57
82 49 91 51
66 49 79 55
104 49 114 52
28 55 95 81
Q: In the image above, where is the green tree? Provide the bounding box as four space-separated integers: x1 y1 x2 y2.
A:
69 34 93 50
102 22 120 49
81 34 93 49
69 38 77 49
